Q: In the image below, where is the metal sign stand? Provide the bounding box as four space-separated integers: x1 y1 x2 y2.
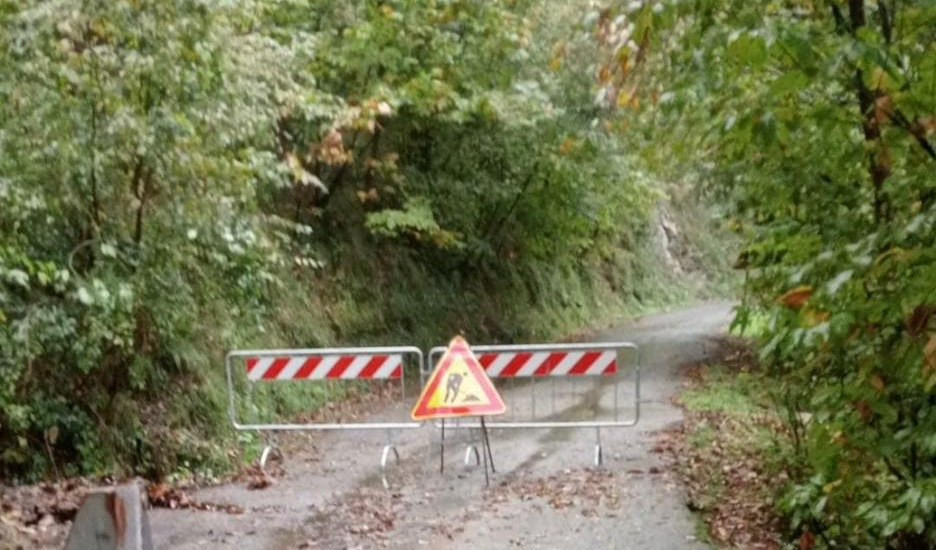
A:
439 416 495 488
479 416 495 487
439 419 446 474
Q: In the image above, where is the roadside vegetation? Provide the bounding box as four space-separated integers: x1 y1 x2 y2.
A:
3 0 934 548
0 0 728 484
662 342 787 549
589 0 935 547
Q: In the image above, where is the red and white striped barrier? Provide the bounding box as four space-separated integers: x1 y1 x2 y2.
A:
227 346 422 485
424 341 640 466
226 346 422 432
246 353 403 381
477 350 616 378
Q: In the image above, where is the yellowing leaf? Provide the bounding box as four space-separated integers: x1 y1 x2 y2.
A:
778 286 813 310
925 334 936 372
918 116 936 136
874 95 894 124
598 65 612 84
802 308 829 327
617 51 630 74
822 479 842 493
355 189 379 204
874 247 910 265
558 137 577 155
285 151 301 172
870 67 895 92
318 129 350 165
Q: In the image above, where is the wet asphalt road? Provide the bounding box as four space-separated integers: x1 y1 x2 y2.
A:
150 301 734 549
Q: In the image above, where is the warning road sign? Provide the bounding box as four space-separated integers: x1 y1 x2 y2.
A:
412 336 506 420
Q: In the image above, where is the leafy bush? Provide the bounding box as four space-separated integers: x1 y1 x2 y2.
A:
602 0 936 547
0 0 303 480
1 0 709 481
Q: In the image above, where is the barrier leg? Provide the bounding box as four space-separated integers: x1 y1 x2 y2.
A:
463 425 483 468
381 429 400 471
464 444 481 467
381 444 400 470
258 435 282 474
381 429 401 489
380 444 400 490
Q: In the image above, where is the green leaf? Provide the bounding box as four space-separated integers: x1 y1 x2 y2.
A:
728 34 768 68
769 70 809 98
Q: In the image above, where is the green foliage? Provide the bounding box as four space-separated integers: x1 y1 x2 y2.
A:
0 0 303 480
365 198 461 248
606 0 936 547
0 0 713 482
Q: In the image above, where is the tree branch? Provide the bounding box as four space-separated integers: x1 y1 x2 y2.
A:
130 156 150 246
847 0 866 30
829 2 848 32
879 0 893 44
829 1 936 166
890 107 936 162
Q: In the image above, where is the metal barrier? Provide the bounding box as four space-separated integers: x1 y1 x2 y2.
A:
226 346 423 482
424 342 639 466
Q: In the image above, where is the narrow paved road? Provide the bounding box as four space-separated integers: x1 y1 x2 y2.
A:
151 302 734 549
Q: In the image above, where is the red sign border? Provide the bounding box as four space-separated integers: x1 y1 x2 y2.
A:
411 337 506 420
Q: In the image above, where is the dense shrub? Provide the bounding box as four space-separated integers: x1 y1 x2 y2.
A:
1 1 697 481
603 0 936 546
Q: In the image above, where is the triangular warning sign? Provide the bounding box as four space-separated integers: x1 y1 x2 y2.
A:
412 336 506 420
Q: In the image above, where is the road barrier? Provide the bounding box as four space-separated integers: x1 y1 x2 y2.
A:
424 341 640 466
226 346 423 480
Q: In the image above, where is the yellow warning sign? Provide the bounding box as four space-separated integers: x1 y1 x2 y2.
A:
411 336 506 420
